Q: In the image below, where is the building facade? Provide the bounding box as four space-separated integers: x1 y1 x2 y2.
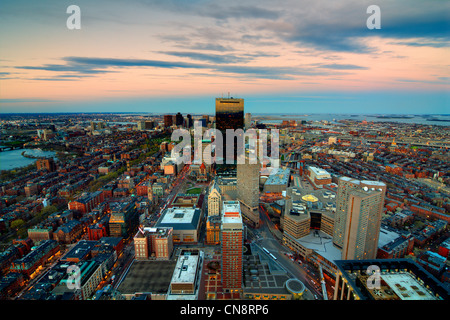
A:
206 215 221 245
341 188 386 260
208 182 222 216
333 177 386 260
221 201 244 293
109 201 139 239
215 97 244 166
237 157 260 227
134 227 173 260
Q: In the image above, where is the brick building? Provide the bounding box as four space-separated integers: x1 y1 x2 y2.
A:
68 191 104 215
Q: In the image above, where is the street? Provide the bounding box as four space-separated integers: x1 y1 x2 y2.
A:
250 208 325 300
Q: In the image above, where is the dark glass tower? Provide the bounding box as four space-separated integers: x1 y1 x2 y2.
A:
175 112 184 126
215 97 244 172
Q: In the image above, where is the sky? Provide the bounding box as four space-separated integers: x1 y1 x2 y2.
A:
0 0 449 114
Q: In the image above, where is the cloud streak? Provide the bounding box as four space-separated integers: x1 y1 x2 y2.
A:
14 55 353 81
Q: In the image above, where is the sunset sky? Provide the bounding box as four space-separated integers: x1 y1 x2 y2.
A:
0 0 449 114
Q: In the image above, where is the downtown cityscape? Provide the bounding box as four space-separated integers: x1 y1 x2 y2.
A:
0 0 449 313
0 106 449 304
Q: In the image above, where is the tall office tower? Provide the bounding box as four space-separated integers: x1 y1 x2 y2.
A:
237 157 260 227
137 121 145 131
221 201 244 293
334 177 360 249
164 114 173 127
215 97 244 166
244 113 251 130
208 181 222 216
202 115 209 125
333 177 386 259
186 114 193 128
342 189 385 260
175 112 184 126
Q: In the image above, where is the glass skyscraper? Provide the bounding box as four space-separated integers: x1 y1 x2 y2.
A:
215 97 244 171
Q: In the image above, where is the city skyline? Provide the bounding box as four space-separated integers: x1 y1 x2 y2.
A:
0 0 449 114
0 102 448 302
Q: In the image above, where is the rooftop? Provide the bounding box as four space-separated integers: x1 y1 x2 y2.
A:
156 207 201 230
308 166 331 178
335 259 450 300
223 200 240 213
288 230 342 263
361 180 386 187
222 201 242 224
61 240 97 261
170 251 200 285
117 260 177 295
302 194 318 203
380 272 437 300
109 201 134 214
378 226 404 249
265 168 290 186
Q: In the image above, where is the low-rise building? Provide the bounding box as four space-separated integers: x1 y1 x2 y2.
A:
306 166 331 189
68 191 104 215
10 240 60 277
263 168 290 194
167 249 203 299
54 260 103 300
134 227 173 260
27 226 53 243
109 200 139 239
155 207 202 243
54 220 83 244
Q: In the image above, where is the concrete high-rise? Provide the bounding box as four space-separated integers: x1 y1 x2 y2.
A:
244 113 251 130
221 201 243 293
342 189 385 260
237 157 260 227
333 177 386 260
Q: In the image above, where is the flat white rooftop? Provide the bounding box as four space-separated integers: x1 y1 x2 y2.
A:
339 176 360 184
223 201 240 213
223 213 242 225
171 252 199 284
265 168 290 185
378 226 401 248
381 272 437 300
309 166 330 177
160 207 197 225
222 201 242 224
361 180 386 187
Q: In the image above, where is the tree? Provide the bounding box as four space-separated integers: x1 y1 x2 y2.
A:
40 204 58 216
10 219 25 230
